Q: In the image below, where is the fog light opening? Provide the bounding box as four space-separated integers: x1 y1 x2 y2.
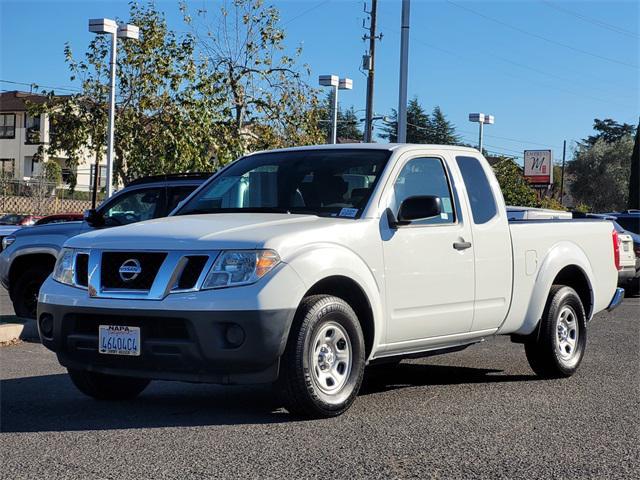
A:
225 324 245 348
39 314 54 338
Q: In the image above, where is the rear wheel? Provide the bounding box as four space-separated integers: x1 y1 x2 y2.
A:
68 369 150 400
525 285 587 378
279 295 365 418
12 266 51 319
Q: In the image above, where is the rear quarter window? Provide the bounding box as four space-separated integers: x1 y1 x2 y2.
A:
455 156 498 224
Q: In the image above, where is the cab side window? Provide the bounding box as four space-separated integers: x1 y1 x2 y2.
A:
455 156 498 224
391 157 455 225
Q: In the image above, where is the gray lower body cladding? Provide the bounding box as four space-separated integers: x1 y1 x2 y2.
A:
37 302 296 384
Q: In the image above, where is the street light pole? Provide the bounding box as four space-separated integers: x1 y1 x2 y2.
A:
397 0 410 143
105 32 117 199
469 113 494 153
319 75 353 144
89 19 138 199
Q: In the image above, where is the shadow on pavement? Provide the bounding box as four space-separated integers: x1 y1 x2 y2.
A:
360 362 538 395
1 362 537 433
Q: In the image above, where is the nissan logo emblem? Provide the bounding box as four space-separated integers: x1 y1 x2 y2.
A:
118 258 142 282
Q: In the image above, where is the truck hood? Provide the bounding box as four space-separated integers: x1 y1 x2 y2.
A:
66 213 354 252
11 221 87 239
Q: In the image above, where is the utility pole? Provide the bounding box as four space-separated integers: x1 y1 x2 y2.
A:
397 0 410 143
363 0 381 143
560 140 567 206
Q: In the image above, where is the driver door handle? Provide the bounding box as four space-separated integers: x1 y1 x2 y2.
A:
453 241 472 251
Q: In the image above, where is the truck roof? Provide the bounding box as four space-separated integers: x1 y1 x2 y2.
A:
249 143 481 156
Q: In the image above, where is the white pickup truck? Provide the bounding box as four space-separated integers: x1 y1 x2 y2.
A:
37 144 624 418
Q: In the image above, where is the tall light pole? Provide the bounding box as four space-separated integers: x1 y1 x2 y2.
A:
468 113 494 153
319 75 353 144
397 0 411 143
89 18 139 198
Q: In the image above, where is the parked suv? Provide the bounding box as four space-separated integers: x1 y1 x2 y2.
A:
0 173 210 318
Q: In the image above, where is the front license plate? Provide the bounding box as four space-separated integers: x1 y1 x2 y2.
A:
99 325 141 356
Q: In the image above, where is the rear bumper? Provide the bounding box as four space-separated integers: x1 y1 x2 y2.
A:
37 302 296 384
607 287 625 312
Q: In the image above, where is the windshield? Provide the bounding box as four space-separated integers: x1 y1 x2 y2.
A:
0 214 23 225
177 149 391 218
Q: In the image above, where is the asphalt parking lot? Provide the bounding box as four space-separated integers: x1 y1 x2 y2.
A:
1 294 638 479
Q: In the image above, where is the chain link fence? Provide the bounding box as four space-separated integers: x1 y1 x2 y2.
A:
0 178 95 216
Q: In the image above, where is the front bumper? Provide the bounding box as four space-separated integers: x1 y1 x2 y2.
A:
37 301 296 384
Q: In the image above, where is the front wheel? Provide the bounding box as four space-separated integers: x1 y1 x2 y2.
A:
12 266 51 319
525 285 587 378
68 369 150 400
278 295 365 418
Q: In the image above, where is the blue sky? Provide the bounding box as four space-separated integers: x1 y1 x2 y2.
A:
1 0 638 162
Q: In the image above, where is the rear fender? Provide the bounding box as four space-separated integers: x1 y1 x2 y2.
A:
514 241 594 336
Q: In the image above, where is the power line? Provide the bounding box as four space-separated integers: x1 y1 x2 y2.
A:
445 0 639 70
283 1 331 26
0 79 82 93
540 0 639 39
381 27 632 110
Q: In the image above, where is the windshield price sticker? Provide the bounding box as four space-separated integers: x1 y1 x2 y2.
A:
339 208 359 218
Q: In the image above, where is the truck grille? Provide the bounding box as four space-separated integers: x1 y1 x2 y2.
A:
75 253 89 287
176 255 209 290
101 252 167 290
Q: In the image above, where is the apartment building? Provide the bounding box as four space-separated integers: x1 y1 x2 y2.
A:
0 91 102 190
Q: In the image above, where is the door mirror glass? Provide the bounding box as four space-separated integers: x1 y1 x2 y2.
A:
83 209 104 227
396 195 441 224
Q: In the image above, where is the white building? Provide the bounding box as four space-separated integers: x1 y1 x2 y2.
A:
0 91 103 191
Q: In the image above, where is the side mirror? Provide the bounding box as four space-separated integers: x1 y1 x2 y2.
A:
83 209 104 227
389 195 442 228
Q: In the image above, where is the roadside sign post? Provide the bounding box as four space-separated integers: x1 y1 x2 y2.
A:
524 149 553 186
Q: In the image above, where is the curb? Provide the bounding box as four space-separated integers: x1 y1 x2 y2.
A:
0 316 38 344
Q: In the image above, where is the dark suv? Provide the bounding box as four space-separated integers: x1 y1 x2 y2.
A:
0 173 211 318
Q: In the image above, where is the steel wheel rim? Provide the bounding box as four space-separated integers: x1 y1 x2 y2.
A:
309 321 352 395
556 306 579 361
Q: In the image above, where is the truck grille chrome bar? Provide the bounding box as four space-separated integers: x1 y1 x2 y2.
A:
86 250 219 300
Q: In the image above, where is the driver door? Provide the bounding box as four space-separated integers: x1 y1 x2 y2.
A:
382 156 475 349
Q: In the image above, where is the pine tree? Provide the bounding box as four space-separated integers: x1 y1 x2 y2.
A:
428 106 460 145
380 97 430 143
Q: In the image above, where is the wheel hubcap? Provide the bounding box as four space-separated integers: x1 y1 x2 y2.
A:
310 322 352 395
556 306 578 360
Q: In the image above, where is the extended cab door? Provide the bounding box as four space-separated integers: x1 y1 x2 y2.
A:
454 155 512 331
381 155 475 348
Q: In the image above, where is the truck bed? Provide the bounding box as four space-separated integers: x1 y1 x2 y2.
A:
499 218 618 335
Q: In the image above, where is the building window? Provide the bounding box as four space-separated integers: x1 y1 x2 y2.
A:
24 114 41 144
89 165 107 188
0 158 15 178
0 114 16 139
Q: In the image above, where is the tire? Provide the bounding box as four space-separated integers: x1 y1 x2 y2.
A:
278 295 366 418
68 369 150 400
12 266 51 319
525 285 587 378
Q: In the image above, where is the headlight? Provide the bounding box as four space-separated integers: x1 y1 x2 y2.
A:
1 236 16 250
202 250 280 289
52 248 76 285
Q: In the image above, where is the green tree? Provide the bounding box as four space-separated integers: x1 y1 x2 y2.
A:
582 118 635 146
491 157 538 207
317 94 362 142
182 0 323 160
381 97 431 143
31 1 225 188
568 136 634 211
428 106 459 145
629 120 639 209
